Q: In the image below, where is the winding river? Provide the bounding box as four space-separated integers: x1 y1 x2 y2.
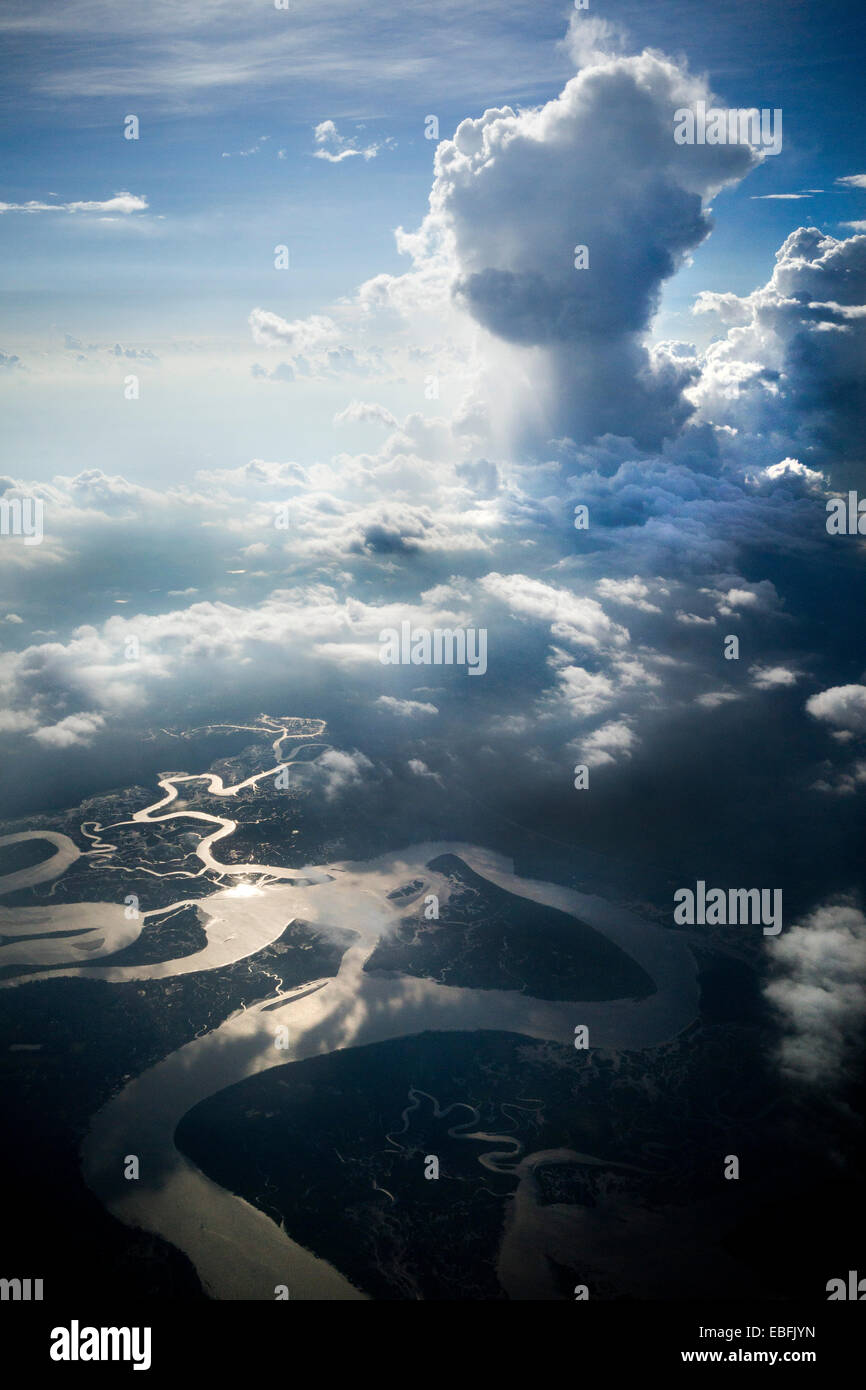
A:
0 716 699 1299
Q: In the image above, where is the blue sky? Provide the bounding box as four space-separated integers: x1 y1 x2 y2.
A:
1 0 865 483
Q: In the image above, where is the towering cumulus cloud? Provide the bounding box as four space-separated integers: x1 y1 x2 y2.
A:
396 32 759 451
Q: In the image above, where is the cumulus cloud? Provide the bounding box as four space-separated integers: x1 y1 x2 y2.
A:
576 718 636 765
750 664 799 690
376 696 439 717
481 573 628 650
546 659 615 719
806 684 866 734
596 576 665 614
31 712 106 748
195 458 310 490
558 13 627 69
312 120 386 163
764 903 866 1087
247 307 386 380
703 581 779 617
0 709 38 734
313 748 374 799
760 457 825 488
810 763 866 797
690 227 866 481
387 42 759 452
696 690 740 709
407 758 443 784
0 576 484 738
805 685 866 792
677 611 717 627
334 400 399 429
249 309 341 356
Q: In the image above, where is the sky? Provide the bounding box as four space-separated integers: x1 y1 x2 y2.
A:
1 0 865 1089
1 0 865 479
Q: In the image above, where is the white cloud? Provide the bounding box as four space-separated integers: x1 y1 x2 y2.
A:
396 41 758 451
376 696 439 717
677 611 717 626
689 227 866 478
312 119 386 163
558 13 627 69
407 758 442 783
761 458 825 488
333 400 399 429
0 709 37 734
596 576 664 614
696 690 740 709
248 309 340 356
314 748 374 800
703 582 778 617
0 577 481 739
806 684 866 734
750 665 799 690
486 714 530 735
548 662 615 719
0 192 148 215
764 903 866 1086
481 573 628 650
31 712 106 748
577 719 636 765
221 136 269 158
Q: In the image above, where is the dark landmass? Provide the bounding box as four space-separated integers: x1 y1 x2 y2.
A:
174 1021 856 1300
0 838 54 877
363 853 655 1001
0 915 355 1299
99 903 208 967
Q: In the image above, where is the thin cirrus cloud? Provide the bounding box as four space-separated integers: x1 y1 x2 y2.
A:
0 0 570 111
